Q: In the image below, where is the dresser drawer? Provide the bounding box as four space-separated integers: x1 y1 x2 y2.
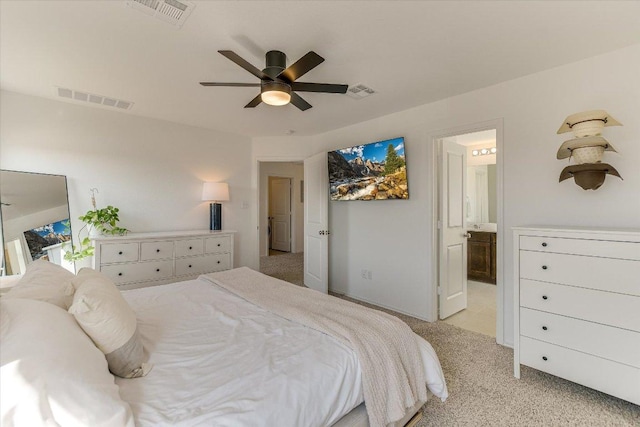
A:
175 238 204 257
100 260 173 285
140 240 174 261
175 253 230 277
520 236 640 260
520 308 640 368
520 279 640 332
100 243 139 264
520 250 640 296
205 236 231 254
520 337 640 405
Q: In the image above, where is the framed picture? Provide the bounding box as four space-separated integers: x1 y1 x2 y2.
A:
328 136 408 201
23 219 71 261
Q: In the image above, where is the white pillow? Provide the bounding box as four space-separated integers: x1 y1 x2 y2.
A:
0 298 134 427
69 268 151 378
4 259 74 309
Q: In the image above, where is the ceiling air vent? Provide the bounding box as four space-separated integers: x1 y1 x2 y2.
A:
346 83 376 100
55 87 134 111
126 0 195 28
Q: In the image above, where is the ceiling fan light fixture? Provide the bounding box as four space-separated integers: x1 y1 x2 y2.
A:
261 81 291 106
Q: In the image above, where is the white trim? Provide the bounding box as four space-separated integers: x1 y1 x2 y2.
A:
429 118 505 346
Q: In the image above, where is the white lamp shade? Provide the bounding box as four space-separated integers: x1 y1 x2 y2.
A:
202 182 229 201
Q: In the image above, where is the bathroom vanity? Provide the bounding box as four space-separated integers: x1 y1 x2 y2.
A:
467 229 496 284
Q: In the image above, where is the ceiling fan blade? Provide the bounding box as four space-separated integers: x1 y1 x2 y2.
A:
244 94 263 108
291 82 348 94
290 92 312 111
200 82 261 87
278 51 324 82
218 50 270 80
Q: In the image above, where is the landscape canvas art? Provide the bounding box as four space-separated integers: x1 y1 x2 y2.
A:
23 219 71 261
328 137 409 201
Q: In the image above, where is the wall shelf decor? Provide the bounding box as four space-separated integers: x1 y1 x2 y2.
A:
556 110 623 190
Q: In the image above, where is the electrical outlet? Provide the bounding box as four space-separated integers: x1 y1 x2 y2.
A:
361 269 367 279
367 270 372 280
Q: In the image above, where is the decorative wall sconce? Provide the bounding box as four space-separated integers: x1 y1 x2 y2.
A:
556 110 623 190
472 147 497 156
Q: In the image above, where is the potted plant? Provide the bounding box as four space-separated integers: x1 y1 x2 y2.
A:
64 190 129 261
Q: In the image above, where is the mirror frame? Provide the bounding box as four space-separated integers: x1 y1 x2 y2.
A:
0 169 75 276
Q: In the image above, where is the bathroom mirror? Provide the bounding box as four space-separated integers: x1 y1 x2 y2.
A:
466 164 497 226
1 170 74 275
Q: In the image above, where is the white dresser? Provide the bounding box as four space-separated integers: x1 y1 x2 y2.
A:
513 226 640 405
92 230 235 290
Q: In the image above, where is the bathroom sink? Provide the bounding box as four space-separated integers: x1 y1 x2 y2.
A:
468 223 497 232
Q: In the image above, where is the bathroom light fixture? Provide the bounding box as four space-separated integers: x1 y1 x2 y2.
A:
202 182 230 230
472 147 496 156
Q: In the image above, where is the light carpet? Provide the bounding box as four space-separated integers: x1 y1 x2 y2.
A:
260 251 304 286
259 253 640 426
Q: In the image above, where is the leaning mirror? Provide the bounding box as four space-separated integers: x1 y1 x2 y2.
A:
1 170 74 275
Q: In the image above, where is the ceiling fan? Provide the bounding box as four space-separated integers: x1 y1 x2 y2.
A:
200 50 349 111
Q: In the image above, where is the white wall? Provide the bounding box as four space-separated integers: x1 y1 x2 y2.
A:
259 162 304 256
0 90 255 269
254 44 640 344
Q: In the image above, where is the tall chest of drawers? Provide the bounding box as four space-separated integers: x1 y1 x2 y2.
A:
513 227 640 405
92 230 235 290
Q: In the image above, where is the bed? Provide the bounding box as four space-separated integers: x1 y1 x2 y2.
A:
0 261 447 427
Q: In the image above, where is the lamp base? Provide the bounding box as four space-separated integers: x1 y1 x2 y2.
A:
209 203 222 231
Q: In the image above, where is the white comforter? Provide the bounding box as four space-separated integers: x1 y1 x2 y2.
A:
117 278 447 427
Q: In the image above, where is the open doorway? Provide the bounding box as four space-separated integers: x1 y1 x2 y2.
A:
433 120 504 344
258 161 304 286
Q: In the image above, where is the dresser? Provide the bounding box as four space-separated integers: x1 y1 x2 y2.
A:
92 230 235 290
513 226 640 405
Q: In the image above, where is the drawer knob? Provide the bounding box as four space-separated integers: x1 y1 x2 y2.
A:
189 246 193 250
542 295 548 300
542 265 548 270
542 356 548 361
156 249 160 253
542 326 548 331
118 272 123 276
118 251 123 255
217 261 221 264
188 264 192 268
156 268 160 272
217 243 221 247
541 242 547 247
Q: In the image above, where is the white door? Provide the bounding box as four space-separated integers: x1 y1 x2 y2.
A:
439 139 468 318
304 152 328 293
269 177 291 252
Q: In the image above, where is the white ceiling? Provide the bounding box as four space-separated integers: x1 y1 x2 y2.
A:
1 1 639 138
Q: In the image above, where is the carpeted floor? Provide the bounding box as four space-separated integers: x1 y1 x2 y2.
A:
260 251 304 286
260 253 640 426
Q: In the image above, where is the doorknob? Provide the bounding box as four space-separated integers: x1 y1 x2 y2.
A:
463 232 472 238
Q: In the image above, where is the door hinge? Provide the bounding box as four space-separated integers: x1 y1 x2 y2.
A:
437 221 442 229
437 286 442 295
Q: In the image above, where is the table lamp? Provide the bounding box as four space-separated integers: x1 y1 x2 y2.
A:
202 182 229 230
